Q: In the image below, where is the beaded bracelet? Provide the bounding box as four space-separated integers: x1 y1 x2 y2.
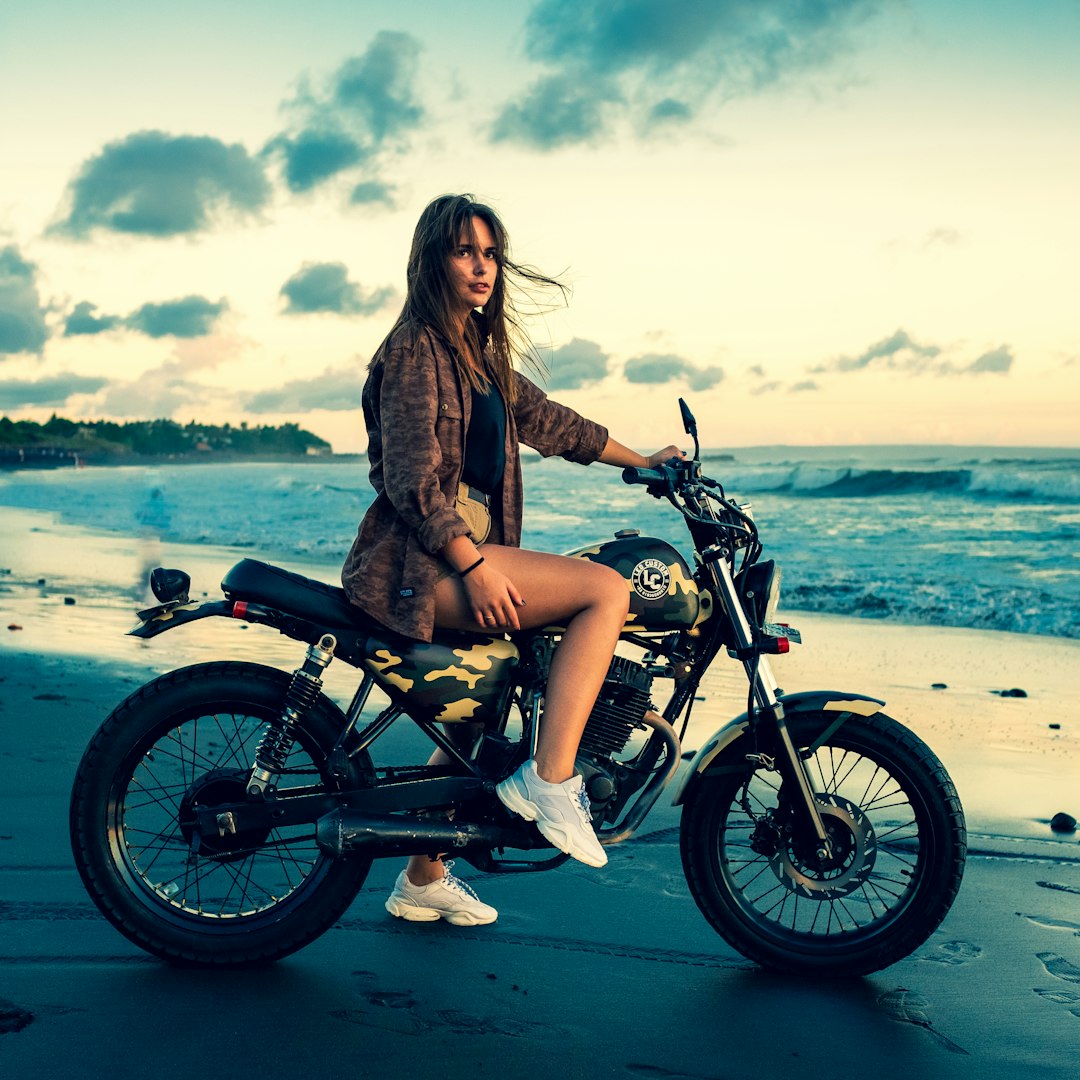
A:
458 556 485 579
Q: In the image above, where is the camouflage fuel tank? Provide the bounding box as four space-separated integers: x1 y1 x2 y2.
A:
359 630 519 724
565 533 713 632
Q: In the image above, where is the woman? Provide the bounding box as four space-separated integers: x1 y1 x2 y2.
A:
342 194 683 926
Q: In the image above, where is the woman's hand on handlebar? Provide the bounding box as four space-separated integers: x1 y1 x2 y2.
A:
647 445 686 468
463 561 526 631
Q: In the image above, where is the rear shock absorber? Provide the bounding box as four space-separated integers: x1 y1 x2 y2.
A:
248 634 337 798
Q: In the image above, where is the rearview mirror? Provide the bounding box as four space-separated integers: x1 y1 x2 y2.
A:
678 397 697 437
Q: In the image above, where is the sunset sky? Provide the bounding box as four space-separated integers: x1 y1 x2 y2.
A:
2 0 1078 453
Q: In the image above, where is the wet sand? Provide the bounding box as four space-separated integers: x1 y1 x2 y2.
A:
1 508 1078 1078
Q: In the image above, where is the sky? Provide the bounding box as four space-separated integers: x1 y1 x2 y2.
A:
1 0 1078 453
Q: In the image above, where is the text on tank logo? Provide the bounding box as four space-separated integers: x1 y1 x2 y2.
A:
631 558 670 600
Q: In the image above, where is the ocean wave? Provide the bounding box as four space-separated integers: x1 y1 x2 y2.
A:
966 464 1080 502
714 462 1080 502
783 580 1079 639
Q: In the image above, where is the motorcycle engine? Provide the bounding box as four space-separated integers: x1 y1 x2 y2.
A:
581 655 653 756
576 656 654 823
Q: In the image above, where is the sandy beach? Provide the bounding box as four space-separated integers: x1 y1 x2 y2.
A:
1 506 1078 1079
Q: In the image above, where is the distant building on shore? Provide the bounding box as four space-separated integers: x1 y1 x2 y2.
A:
0 446 81 469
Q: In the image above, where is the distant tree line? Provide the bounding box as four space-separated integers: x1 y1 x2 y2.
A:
0 415 332 461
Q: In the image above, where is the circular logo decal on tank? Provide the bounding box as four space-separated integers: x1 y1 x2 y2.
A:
631 558 670 601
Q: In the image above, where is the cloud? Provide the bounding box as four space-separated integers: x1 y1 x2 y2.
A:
93 336 234 417
789 379 820 392
280 262 396 316
816 329 1017 379
52 131 270 239
96 365 206 417
816 328 942 374
923 226 964 249
965 345 1013 375
62 296 227 339
0 245 49 357
126 296 227 338
271 130 365 193
64 301 123 336
625 352 725 390
491 73 620 148
267 32 424 194
750 380 781 396
246 365 361 413
649 98 693 126
350 180 396 206
492 0 879 147
546 338 611 389
0 373 108 409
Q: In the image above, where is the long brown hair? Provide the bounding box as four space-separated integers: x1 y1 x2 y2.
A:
381 194 565 404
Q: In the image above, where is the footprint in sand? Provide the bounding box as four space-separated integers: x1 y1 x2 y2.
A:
330 1007 432 1035
0 1000 34 1034
1033 988 1080 1005
921 940 982 964
660 874 690 899
1036 880 1080 897
341 971 559 1038
1017 913 1080 936
364 989 419 1009
1037 952 1080 984
430 1008 553 1038
1034 954 1080 1019
878 989 969 1054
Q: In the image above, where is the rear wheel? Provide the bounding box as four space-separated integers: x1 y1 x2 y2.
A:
70 661 373 966
680 711 966 976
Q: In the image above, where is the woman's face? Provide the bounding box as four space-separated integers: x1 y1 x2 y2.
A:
447 215 498 317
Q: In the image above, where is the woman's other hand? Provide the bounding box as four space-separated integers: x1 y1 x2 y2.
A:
463 562 526 631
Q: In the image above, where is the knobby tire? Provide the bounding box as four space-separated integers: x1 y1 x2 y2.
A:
69 661 373 967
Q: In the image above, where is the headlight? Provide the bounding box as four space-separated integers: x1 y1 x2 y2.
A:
737 560 780 626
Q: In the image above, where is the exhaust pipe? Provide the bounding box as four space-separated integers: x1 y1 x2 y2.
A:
316 810 531 858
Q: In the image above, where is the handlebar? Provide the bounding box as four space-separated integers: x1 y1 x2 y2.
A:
621 461 684 500
618 401 762 561
621 465 667 487
621 457 689 497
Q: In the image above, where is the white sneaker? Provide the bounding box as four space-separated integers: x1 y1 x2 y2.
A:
384 863 498 926
496 761 608 868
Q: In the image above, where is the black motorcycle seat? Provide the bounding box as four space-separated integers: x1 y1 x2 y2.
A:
221 558 376 631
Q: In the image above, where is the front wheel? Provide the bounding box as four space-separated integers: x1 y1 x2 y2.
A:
70 661 373 966
680 710 966 976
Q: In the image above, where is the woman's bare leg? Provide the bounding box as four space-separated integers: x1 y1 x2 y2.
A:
434 545 630 782
392 547 626 886
404 720 482 884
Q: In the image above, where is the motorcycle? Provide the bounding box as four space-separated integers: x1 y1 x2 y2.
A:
69 399 966 976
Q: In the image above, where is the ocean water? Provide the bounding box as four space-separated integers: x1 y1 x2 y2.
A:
1 445 1077 639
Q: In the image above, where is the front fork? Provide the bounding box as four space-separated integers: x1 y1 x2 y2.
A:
247 633 338 798
707 555 834 860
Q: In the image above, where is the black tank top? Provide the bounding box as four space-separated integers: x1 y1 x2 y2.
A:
461 382 506 495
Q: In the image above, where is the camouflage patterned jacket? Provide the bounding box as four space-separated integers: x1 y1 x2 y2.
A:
341 323 609 641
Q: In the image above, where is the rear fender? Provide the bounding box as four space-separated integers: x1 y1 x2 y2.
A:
672 690 885 806
128 600 238 638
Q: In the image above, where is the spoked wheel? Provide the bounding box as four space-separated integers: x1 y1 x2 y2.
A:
680 710 966 976
70 661 373 966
